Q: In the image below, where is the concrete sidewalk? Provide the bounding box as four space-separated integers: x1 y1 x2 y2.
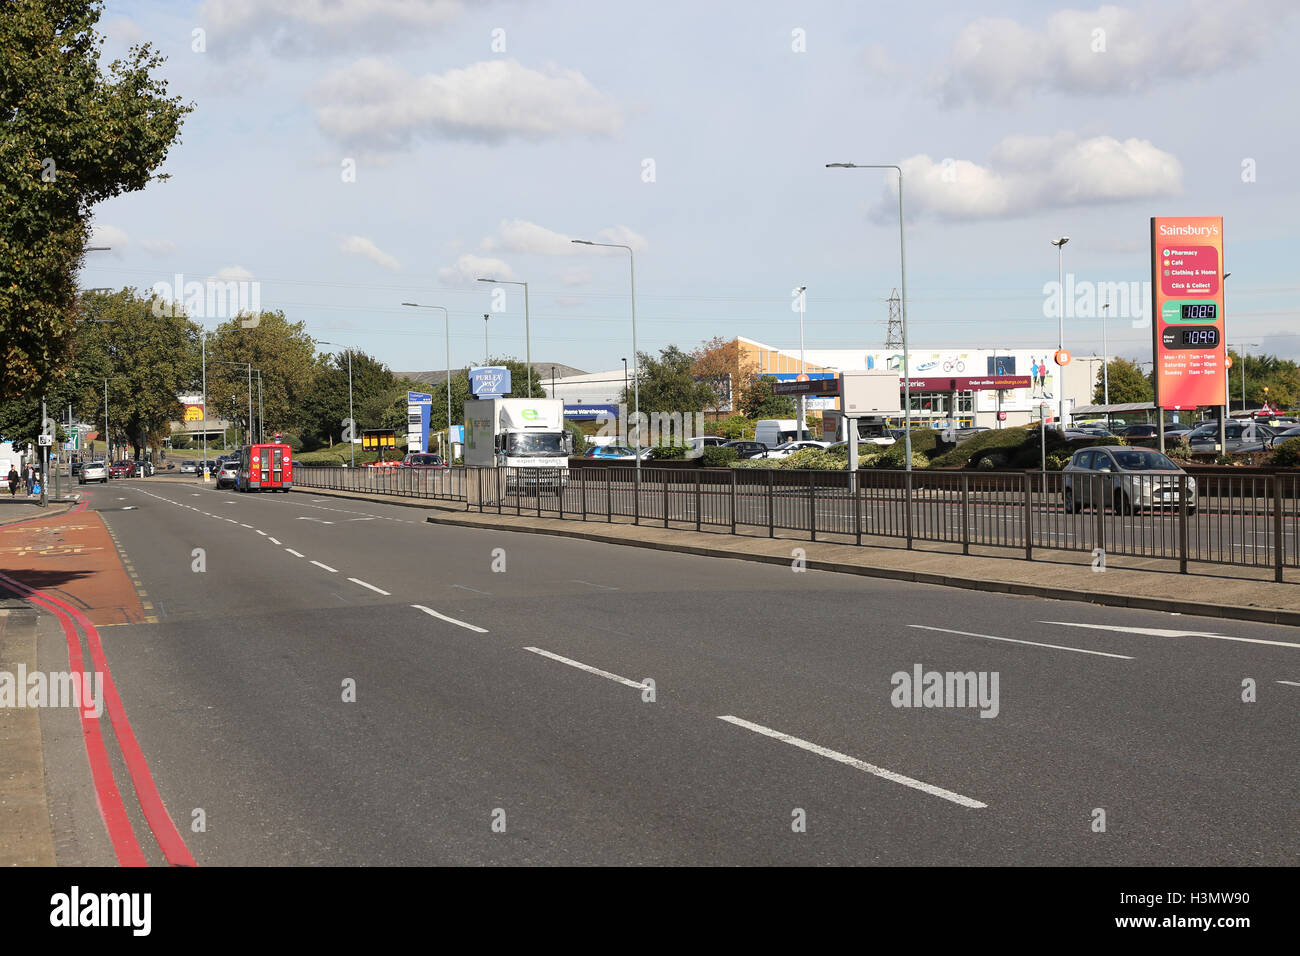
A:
0 605 56 866
290 484 1300 626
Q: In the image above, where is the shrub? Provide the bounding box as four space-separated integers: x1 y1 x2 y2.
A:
277 430 304 452
1168 436 1192 459
976 456 996 471
713 415 752 441
1045 452 1070 471
564 421 590 457
1271 438 1300 468
700 446 738 467
648 438 690 460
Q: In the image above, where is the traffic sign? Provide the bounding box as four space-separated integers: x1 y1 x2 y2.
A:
38 435 52 446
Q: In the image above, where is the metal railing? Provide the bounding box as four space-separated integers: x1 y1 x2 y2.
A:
294 463 1300 580
294 464 467 501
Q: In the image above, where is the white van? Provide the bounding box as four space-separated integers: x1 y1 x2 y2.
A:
754 420 809 447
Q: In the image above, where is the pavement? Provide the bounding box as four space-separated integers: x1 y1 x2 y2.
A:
2 477 1296 867
287 483 1300 626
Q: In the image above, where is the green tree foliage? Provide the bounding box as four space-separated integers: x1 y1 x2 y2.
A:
1 1 191 396
64 289 199 457
205 312 318 441
737 374 797 419
1228 350 1300 409
629 346 714 413
1095 358 1154 404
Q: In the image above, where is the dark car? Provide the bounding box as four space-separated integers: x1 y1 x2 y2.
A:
1186 420 1277 453
1120 424 1158 438
721 440 769 459
134 460 153 477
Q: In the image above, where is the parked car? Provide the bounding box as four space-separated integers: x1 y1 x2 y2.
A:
685 436 728 459
585 445 638 460
1119 424 1159 439
71 460 83 477
134 460 154 477
79 461 108 484
401 453 446 468
721 440 770 460
1062 446 1196 515
179 460 198 474
765 440 832 459
1185 420 1278 453
108 460 137 478
215 460 240 489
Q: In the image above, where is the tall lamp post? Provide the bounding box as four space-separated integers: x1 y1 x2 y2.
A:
1230 341 1258 413
622 357 628 400
572 239 639 490
211 361 256 446
1051 236 1070 433
477 278 532 394
795 284 807 441
551 365 558 399
314 341 355 468
399 303 454 458
826 163 913 471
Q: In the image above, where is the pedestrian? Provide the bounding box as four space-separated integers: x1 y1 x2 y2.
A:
24 464 35 496
6 466 18 497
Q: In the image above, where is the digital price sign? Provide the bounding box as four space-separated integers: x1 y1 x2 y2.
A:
1151 216 1225 408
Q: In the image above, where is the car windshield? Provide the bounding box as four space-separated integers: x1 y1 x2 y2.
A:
409 455 440 464
1111 450 1178 471
505 433 566 457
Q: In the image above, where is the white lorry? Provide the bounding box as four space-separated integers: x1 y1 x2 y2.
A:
463 397 572 492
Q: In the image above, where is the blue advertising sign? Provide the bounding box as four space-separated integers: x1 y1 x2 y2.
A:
407 390 432 404
564 404 619 421
470 367 511 396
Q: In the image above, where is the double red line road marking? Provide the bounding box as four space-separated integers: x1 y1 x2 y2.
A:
0 498 195 866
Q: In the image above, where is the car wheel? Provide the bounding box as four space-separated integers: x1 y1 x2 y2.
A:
1187 505 1197 516
1064 487 1080 514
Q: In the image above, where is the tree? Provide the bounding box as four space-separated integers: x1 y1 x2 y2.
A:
738 375 797 419
205 312 318 441
1 1 191 396
692 336 745 416
629 346 714 413
1095 358 1153 405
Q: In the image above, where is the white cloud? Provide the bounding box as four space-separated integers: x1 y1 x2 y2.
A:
561 268 592 286
438 254 514 286
339 235 401 271
595 225 648 252
934 2 1290 106
199 0 463 55
860 42 907 89
481 220 576 256
140 239 176 257
881 133 1182 221
209 265 255 282
553 296 585 307
313 58 623 149
90 224 128 256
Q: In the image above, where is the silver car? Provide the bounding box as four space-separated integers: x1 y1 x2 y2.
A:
79 460 108 484
1062 446 1196 515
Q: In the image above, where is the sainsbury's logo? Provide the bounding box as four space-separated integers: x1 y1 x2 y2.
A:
1158 223 1221 237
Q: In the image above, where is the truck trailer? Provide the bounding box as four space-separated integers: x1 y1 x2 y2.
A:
463 397 572 493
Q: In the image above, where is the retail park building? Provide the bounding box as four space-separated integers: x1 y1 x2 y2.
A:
549 337 1099 431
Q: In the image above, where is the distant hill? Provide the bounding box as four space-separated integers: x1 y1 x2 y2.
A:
399 362 587 386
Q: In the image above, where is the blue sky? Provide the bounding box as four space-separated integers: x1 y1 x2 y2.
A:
83 0 1300 374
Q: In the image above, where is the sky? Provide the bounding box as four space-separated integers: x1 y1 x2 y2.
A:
82 0 1300 376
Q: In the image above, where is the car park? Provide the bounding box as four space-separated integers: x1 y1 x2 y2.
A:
1062 446 1195 515
78 461 108 484
1185 420 1277 453
216 460 240 489
685 436 727 458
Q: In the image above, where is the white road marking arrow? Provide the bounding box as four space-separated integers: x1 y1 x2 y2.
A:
1041 621 1300 650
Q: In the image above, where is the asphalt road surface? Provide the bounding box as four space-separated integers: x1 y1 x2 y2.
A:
37 478 1300 865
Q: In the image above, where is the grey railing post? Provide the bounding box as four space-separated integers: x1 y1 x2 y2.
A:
695 468 702 532
808 470 816 542
559 468 565 520
606 466 612 523
1274 476 1284 583
634 466 640 526
663 469 669 528
759 468 769 538
1178 472 1189 574
580 466 586 521
961 473 970 556
855 468 862 547
730 469 737 534
1023 472 1033 560
1094 474 1106 557
905 470 913 550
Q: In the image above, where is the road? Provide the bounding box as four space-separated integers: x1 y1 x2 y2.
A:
22 478 1300 865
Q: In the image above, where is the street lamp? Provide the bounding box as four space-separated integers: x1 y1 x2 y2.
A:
551 365 558 399
1051 236 1070 433
572 238 640 489
483 313 490 365
211 361 256 446
400 304 454 458
477 278 531 394
622 358 628 400
826 163 913 471
795 285 807 441
1230 341 1259 413
314 341 355 468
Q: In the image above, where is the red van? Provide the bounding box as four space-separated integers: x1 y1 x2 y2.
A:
236 443 293 492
